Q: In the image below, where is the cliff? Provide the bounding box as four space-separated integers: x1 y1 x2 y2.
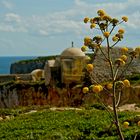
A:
1 80 140 108
10 56 58 74
10 48 140 79
90 47 140 83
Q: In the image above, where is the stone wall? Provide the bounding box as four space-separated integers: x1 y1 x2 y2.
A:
0 74 32 83
0 75 16 83
0 81 140 108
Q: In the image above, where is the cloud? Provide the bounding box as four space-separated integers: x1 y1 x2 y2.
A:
0 0 140 38
0 24 15 32
28 14 87 38
126 11 140 29
39 30 48 36
5 13 21 23
0 23 27 32
0 13 27 32
2 0 14 10
73 0 140 31
74 0 126 16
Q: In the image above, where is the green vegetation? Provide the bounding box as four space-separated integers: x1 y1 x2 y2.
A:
14 55 58 64
127 74 140 85
0 107 140 140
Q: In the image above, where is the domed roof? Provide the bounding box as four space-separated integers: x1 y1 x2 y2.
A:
61 47 85 57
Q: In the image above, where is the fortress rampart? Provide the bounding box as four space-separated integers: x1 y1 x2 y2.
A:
0 74 32 83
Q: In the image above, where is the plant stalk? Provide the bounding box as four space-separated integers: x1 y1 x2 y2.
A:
112 82 124 140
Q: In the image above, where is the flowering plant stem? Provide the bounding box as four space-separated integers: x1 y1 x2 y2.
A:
107 36 124 140
112 81 124 140
82 10 138 139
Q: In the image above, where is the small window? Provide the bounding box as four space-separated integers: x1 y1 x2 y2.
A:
62 59 74 74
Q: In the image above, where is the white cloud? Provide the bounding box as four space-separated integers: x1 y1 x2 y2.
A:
73 0 140 30
0 13 27 32
0 23 27 32
126 11 140 29
5 13 21 23
27 14 86 37
0 24 15 32
39 30 48 36
2 0 14 10
0 0 140 37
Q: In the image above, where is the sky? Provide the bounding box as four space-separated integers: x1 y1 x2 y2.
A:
0 0 140 56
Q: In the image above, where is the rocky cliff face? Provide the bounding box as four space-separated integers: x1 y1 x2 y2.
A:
0 81 48 108
91 47 140 83
1 81 140 108
10 59 47 74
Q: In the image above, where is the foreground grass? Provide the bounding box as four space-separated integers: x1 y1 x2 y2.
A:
0 106 140 140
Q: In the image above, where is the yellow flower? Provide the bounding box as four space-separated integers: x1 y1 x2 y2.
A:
122 16 128 22
86 64 94 72
82 87 89 93
129 51 137 58
90 43 98 49
102 15 112 21
84 37 92 46
120 55 127 61
97 9 106 16
90 18 95 24
103 31 110 38
118 28 125 34
111 18 119 26
106 83 113 90
112 36 119 42
137 121 140 127
84 17 89 23
123 121 129 128
99 85 103 91
121 47 128 53
90 23 96 29
92 85 103 93
123 79 130 87
81 46 87 52
115 58 125 66
120 59 125 65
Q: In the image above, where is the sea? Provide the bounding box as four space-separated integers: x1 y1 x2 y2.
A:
0 56 37 74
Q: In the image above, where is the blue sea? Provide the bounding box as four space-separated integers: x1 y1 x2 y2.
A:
0 56 37 74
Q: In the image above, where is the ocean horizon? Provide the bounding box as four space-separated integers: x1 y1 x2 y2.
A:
0 56 37 74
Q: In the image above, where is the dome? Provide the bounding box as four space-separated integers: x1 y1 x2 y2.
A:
61 47 85 57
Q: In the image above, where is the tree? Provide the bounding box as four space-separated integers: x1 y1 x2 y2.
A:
81 9 140 140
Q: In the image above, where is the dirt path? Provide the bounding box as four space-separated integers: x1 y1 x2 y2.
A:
108 103 140 112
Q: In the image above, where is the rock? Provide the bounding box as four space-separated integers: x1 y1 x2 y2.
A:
5 116 10 120
24 110 37 114
0 117 3 121
10 61 45 74
91 47 140 83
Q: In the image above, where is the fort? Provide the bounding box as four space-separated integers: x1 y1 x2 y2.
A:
0 47 140 108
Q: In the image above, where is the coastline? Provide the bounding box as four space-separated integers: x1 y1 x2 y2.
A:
0 56 37 74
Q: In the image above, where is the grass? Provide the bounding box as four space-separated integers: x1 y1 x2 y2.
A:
0 106 140 140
